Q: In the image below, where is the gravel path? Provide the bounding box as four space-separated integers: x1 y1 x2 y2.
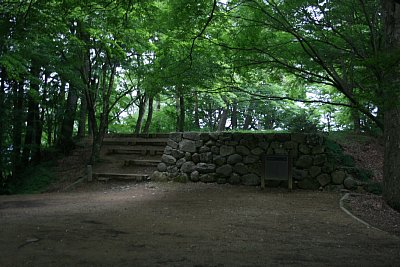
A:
1 181 399 267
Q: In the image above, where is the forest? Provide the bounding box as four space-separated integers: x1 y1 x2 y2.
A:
0 0 399 209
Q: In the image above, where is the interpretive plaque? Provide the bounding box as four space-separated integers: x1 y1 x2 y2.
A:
262 155 292 190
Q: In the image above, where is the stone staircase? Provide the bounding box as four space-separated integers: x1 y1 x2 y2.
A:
92 134 168 182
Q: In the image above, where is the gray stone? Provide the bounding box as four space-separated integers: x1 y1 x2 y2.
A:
209 132 219 140
297 178 320 190
169 132 182 142
205 140 215 147
313 154 327 166
183 132 200 141
291 133 306 143
176 158 186 168
295 155 313 168
250 163 262 176
292 168 308 181
217 178 227 184
200 152 213 163
344 176 357 190
167 140 178 149
227 154 243 165
199 133 211 142
184 152 192 161
309 166 322 178
220 145 235 156
274 148 286 155
244 155 259 164
157 162 167 172
236 145 250 156
216 164 233 177
211 146 220 154
322 162 335 173
251 147 264 156
150 171 168 182
190 171 200 182
331 170 346 185
196 163 216 173
179 139 197 153
218 132 232 141
306 134 323 146
225 140 239 146
299 144 311 154
312 146 325 154
192 153 201 163
167 165 179 174
270 142 282 149
162 154 176 165
284 141 297 150
171 149 185 159
164 146 173 155
317 173 331 187
229 173 241 185
200 173 216 183
259 141 269 150
199 146 211 153
213 156 226 166
241 173 260 186
195 140 203 148
181 161 196 173
233 163 248 175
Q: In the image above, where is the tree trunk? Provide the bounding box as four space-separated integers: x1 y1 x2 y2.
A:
21 61 41 166
143 95 154 134
11 82 24 178
179 94 185 132
194 92 200 129
231 102 238 129
77 93 87 138
217 107 228 132
382 0 400 210
58 86 78 154
134 93 147 135
156 94 161 132
0 67 6 179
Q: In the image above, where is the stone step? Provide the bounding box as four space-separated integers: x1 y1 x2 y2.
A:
94 173 149 182
107 147 164 156
103 138 167 146
124 159 161 167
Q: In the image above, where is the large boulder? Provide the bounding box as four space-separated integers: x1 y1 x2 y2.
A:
317 173 331 187
162 154 176 165
295 155 313 168
216 164 233 177
196 163 216 174
181 161 196 173
220 145 235 156
179 140 197 153
157 162 167 172
150 171 169 182
331 170 346 185
227 154 243 165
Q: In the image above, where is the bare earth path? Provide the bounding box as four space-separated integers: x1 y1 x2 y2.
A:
1 182 399 267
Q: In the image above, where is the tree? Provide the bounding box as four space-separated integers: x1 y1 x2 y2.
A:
381 0 400 210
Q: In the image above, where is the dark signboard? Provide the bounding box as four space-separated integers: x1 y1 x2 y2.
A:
262 155 292 190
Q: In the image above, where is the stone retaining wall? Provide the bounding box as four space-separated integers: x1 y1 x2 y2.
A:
153 132 348 190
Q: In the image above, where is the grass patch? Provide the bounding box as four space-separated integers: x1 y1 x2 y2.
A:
7 161 56 194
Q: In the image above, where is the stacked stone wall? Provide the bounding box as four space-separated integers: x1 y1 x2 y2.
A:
153 132 348 190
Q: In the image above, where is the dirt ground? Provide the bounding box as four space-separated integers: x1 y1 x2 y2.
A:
1 181 400 267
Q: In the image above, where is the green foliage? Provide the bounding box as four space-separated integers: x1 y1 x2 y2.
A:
324 137 355 167
5 162 56 194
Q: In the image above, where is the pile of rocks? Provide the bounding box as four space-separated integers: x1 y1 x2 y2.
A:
152 132 352 190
